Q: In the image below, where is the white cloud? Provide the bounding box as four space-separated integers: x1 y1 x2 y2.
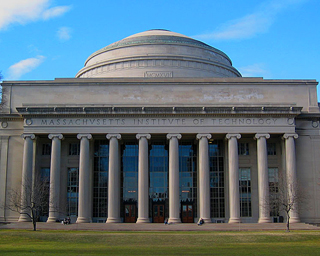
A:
42 6 72 20
8 56 45 80
239 63 270 77
0 0 71 30
57 27 72 41
194 0 308 41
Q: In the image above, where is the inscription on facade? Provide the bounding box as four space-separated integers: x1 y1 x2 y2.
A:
144 71 173 78
26 117 291 127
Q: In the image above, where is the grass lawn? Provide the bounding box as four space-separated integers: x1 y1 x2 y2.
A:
0 230 320 255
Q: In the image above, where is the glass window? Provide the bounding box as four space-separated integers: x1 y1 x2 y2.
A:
268 168 279 217
39 168 50 216
209 140 225 218
69 142 80 155
238 143 249 155
93 140 109 218
42 143 51 155
267 143 277 155
149 142 168 202
239 168 251 217
67 167 79 216
122 143 138 202
179 142 197 209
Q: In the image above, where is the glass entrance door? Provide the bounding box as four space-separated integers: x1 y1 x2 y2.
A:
124 204 136 223
182 204 194 223
153 204 165 223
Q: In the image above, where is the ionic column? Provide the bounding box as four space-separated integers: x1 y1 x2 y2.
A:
47 134 63 223
167 134 182 223
18 134 35 222
226 133 241 223
136 134 151 223
106 134 121 223
255 133 272 223
197 133 212 223
283 133 300 223
76 134 92 223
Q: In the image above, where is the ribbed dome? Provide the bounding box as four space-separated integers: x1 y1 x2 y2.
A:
76 29 241 78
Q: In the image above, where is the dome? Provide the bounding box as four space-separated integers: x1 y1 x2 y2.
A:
76 29 241 78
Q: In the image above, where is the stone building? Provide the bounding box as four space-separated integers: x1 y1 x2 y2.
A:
0 29 319 224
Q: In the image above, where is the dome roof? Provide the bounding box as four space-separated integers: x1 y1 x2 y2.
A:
76 29 241 78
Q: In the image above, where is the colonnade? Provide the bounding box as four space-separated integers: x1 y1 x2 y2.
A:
19 132 300 223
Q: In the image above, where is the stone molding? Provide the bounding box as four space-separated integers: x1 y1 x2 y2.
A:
254 133 270 140
78 58 239 79
136 134 151 140
196 133 212 140
21 133 35 140
106 133 121 140
77 133 92 140
48 134 64 140
226 133 241 140
283 133 299 140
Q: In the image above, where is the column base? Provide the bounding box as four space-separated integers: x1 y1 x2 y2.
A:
258 217 272 223
136 218 150 223
289 217 300 223
76 217 92 223
168 218 181 223
47 217 59 223
228 218 241 223
201 218 212 223
106 217 121 223
18 214 31 222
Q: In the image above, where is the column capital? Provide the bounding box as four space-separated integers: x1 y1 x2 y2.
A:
166 133 182 140
196 133 212 140
226 133 241 140
106 133 121 140
77 133 92 140
254 133 270 140
136 134 151 140
21 133 35 140
48 133 64 140
283 133 298 140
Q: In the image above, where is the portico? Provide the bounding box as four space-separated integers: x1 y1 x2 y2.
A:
17 107 300 223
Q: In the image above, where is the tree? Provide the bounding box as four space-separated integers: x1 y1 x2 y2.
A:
269 172 305 232
3 176 50 231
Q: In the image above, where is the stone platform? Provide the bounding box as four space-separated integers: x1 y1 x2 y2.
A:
1 222 319 231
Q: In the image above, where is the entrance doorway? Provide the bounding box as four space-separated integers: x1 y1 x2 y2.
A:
153 204 165 223
124 204 136 223
181 204 194 223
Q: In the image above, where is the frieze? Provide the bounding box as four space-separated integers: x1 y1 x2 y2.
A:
25 117 293 127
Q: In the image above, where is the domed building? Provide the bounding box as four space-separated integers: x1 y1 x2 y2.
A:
0 29 320 225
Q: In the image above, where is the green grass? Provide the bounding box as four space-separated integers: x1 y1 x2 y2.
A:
0 230 320 255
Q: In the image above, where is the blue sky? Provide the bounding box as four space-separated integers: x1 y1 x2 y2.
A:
1 0 319 95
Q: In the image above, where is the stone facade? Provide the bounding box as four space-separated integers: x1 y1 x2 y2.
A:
0 30 319 224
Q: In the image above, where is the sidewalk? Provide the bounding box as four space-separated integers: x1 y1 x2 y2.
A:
1 222 319 231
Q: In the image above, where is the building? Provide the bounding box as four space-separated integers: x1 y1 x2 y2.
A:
0 29 319 224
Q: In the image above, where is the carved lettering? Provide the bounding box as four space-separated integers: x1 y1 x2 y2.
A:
144 71 173 78
33 117 282 127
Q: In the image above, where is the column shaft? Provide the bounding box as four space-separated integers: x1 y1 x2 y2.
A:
18 134 35 222
255 134 271 223
284 133 300 223
226 134 241 223
76 134 92 223
106 134 121 223
167 134 182 223
197 134 212 223
136 134 151 223
47 134 63 223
